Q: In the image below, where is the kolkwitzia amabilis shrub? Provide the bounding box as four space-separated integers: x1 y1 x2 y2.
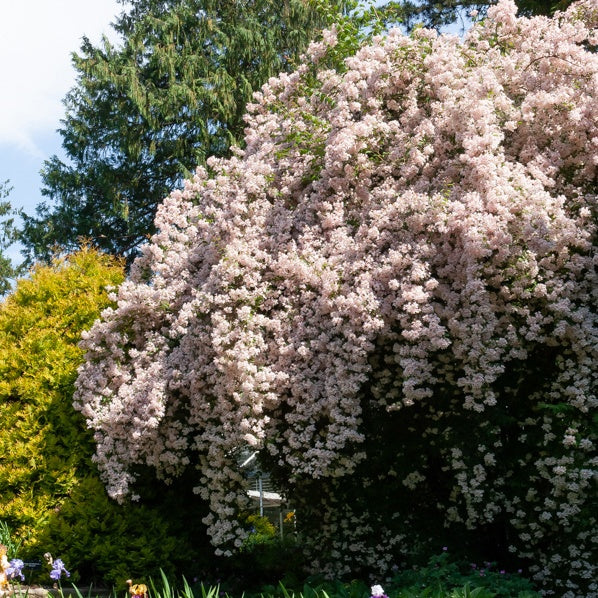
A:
75 1 597 594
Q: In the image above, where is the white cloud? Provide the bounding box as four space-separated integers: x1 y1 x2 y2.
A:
0 0 122 156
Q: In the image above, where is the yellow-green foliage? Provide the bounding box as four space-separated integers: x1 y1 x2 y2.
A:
0 248 215 586
0 248 124 534
245 515 276 540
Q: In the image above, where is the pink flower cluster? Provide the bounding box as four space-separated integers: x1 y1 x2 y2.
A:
74 1 597 593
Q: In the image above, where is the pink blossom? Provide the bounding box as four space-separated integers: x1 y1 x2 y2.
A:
74 1 597 593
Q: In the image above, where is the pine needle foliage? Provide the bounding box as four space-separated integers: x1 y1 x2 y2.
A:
0 248 124 554
388 0 575 33
20 0 355 264
0 252 129 580
0 181 23 295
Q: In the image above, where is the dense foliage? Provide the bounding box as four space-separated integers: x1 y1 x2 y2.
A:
394 0 575 31
16 0 579 269
75 1 597 595
0 182 22 295
19 0 357 264
0 249 211 586
126 559 541 598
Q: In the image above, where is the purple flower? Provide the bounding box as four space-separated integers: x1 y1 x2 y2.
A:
49 558 70 580
6 559 25 582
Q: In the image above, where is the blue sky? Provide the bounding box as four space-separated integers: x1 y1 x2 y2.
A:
0 0 123 265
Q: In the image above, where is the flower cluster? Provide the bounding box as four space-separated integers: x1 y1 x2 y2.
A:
74 1 597 595
5 559 24 582
49 559 70 581
127 579 148 598
370 585 388 598
45 553 70 582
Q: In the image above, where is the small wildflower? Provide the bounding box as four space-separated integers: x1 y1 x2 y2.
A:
49 558 70 580
371 585 388 598
5 559 25 582
127 579 148 598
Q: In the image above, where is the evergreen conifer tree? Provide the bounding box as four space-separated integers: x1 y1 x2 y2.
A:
395 0 574 31
0 181 23 295
20 0 353 263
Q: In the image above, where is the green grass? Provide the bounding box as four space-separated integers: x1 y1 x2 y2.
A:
10 577 540 598
8 549 541 598
41 569 540 598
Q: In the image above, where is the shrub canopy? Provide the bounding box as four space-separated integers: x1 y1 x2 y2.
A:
75 2 597 594
20 0 355 263
0 250 211 586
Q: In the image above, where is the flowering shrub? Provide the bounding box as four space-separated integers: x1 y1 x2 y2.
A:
74 1 597 595
0 250 210 586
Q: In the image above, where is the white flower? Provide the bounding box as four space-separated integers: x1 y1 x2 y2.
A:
371 585 386 597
